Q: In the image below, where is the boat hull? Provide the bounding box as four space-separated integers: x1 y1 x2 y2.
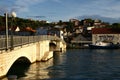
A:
89 44 119 49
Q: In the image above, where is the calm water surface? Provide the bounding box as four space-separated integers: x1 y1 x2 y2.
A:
2 49 120 80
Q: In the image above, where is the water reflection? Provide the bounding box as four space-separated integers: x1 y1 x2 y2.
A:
18 58 53 80
77 49 120 79
47 52 67 79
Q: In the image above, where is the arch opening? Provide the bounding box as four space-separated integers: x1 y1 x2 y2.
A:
6 57 31 78
49 42 57 51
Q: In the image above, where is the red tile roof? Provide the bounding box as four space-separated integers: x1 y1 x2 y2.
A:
92 28 120 34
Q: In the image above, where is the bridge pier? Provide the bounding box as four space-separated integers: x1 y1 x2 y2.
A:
36 40 53 61
55 41 66 52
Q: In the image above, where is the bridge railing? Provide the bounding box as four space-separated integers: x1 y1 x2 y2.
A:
0 36 6 50
0 35 63 51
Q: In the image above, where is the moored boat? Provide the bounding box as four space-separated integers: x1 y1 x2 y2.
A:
89 41 120 49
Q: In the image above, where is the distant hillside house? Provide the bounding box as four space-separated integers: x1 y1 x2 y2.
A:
92 28 120 44
48 28 64 40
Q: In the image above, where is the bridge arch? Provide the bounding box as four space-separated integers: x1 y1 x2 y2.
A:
7 56 31 76
49 41 57 51
0 44 37 78
6 55 33 76
13 56 31 64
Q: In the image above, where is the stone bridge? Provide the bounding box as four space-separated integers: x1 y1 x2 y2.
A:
0 35 66 78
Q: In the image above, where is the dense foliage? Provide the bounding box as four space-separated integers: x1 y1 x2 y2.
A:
0 15 52 30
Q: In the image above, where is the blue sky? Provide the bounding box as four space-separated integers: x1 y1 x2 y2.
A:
0 0 120 22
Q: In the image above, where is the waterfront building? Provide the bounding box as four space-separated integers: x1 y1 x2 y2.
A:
91 28 120 44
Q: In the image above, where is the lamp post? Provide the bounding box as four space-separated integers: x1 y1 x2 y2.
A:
10 11 17 50
5 12 8 50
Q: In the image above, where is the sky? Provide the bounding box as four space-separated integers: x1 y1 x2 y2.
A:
0 0 120 22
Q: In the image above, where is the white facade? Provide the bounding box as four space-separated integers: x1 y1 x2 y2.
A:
60 30 64 40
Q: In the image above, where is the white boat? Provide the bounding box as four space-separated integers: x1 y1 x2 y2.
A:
89 41 120 49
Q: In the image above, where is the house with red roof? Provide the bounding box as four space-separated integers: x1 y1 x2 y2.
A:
91 28 120 44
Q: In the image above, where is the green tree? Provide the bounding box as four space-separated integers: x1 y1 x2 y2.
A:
112 23 120 28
